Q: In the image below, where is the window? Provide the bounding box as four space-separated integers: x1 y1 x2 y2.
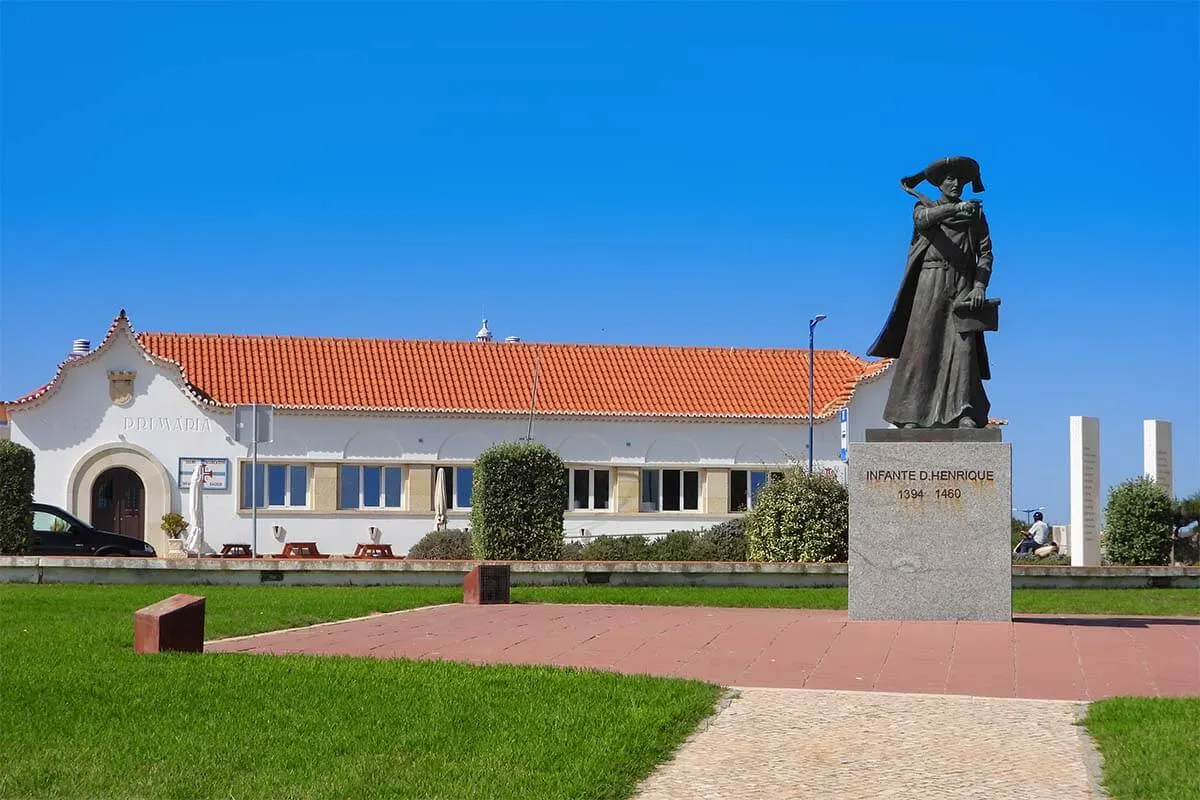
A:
33 510 73 534
339 465 404 509
730 470 770 512
640 469 700 512
241 463 308 509
565 468 611 511
437 466 474 509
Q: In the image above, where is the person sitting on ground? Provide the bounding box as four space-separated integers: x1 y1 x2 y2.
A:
1015 512 1054 555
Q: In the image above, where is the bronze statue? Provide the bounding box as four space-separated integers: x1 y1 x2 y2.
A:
868 156 998 429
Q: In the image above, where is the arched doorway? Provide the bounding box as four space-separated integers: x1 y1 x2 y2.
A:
91 467 146 540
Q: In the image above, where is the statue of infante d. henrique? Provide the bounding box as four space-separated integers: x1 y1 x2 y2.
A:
868 156 1000 429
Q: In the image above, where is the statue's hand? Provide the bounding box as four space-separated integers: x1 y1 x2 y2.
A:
955 200 981 217
965 286 985 310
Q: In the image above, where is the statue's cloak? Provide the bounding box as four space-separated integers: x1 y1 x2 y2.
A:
867 222 991 381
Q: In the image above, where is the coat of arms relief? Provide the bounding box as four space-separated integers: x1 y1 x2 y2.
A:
107 371 136 407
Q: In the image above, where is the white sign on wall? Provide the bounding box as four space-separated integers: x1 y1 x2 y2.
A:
178 457 230 491
234 404 274 445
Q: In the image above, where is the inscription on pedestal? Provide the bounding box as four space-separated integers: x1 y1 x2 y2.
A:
849 439 1012 622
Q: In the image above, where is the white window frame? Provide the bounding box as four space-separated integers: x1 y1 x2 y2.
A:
641 468 701 512
729 469 771 513
242 462 309 509
567 467 611 511
338 464 404 510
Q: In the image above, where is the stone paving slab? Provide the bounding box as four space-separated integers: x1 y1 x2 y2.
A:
631 688 1105 800
206 604 1200 701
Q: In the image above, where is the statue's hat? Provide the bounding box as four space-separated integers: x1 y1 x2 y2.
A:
901 156 984 193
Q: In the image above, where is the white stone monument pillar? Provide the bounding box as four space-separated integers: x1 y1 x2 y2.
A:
1069 416 1101 566
1142 419 1173 497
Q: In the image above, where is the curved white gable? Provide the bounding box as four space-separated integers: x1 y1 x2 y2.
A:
645 433 701 464
555 433 612 463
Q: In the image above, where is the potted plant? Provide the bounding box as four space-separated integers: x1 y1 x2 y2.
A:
161 512 188 539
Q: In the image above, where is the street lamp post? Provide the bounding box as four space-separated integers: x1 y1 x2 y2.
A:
808 314 827 474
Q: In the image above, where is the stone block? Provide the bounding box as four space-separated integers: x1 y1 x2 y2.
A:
848 441 1012 621
408 465 433 513
463 563 510 604
1069 416 1101 566
311 463 338 513
134 593 206 653
865 428 1002 443
615 468 641 514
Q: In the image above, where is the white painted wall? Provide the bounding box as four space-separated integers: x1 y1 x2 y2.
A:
9 329 892 556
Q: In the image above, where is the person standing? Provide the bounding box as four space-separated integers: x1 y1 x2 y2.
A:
869 156 994 429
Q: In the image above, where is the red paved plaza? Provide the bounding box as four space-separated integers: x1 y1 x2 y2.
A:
207 603 1200 701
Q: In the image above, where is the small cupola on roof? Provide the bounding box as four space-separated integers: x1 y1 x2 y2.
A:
475 318 493 342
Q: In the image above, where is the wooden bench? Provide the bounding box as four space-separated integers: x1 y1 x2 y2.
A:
220 543 253 558
273 541 329 559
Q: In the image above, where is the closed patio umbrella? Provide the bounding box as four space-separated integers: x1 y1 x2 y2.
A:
183 463 205 555
434 467 448 532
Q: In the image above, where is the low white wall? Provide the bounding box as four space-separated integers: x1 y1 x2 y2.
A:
3 557 1197 590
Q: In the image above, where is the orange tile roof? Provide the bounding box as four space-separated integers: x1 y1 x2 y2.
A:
9 311 892 421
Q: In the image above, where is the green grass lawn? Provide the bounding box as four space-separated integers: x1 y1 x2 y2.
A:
0 584 720 800
2 583 1197 799
511 585 1200 616
1083 698 1200 800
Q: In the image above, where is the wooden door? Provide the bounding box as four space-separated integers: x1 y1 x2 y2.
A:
91 467 145 539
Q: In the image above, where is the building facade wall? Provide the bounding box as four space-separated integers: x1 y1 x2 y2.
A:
9 331 891 556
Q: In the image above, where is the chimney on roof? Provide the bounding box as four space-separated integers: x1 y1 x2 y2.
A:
68 339 90 360
475 318 493 342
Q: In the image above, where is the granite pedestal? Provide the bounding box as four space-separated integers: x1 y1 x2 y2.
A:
849 431 1012 621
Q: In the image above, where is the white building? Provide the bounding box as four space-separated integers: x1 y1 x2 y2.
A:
5 311 894 556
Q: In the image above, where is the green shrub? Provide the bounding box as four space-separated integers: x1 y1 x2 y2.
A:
561 540 586 560
1102 476 1174 566
0 440 35 554
1011 552 1070 566
407 528 473 560
161 512 188 539
1171 492 1200 565
470 441 567 560
1172 534 1198 566
746 470 848 562
648 531 699 561
581 535 649 561
694 517 748 561
1010 517 1029 550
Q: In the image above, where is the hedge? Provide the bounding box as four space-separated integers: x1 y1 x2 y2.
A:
0 440 35 554
1102 476 1174 565
470 441 568 560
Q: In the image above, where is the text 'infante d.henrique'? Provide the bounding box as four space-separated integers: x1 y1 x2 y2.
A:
863 469 997 482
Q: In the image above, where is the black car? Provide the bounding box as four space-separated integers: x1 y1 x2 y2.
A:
31 503 157 557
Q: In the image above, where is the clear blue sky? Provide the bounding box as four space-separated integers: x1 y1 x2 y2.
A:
2 2 1197 524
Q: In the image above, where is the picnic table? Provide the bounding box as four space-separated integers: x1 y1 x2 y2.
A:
220 543 253 558
352 543 401 559
273 542 329 559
